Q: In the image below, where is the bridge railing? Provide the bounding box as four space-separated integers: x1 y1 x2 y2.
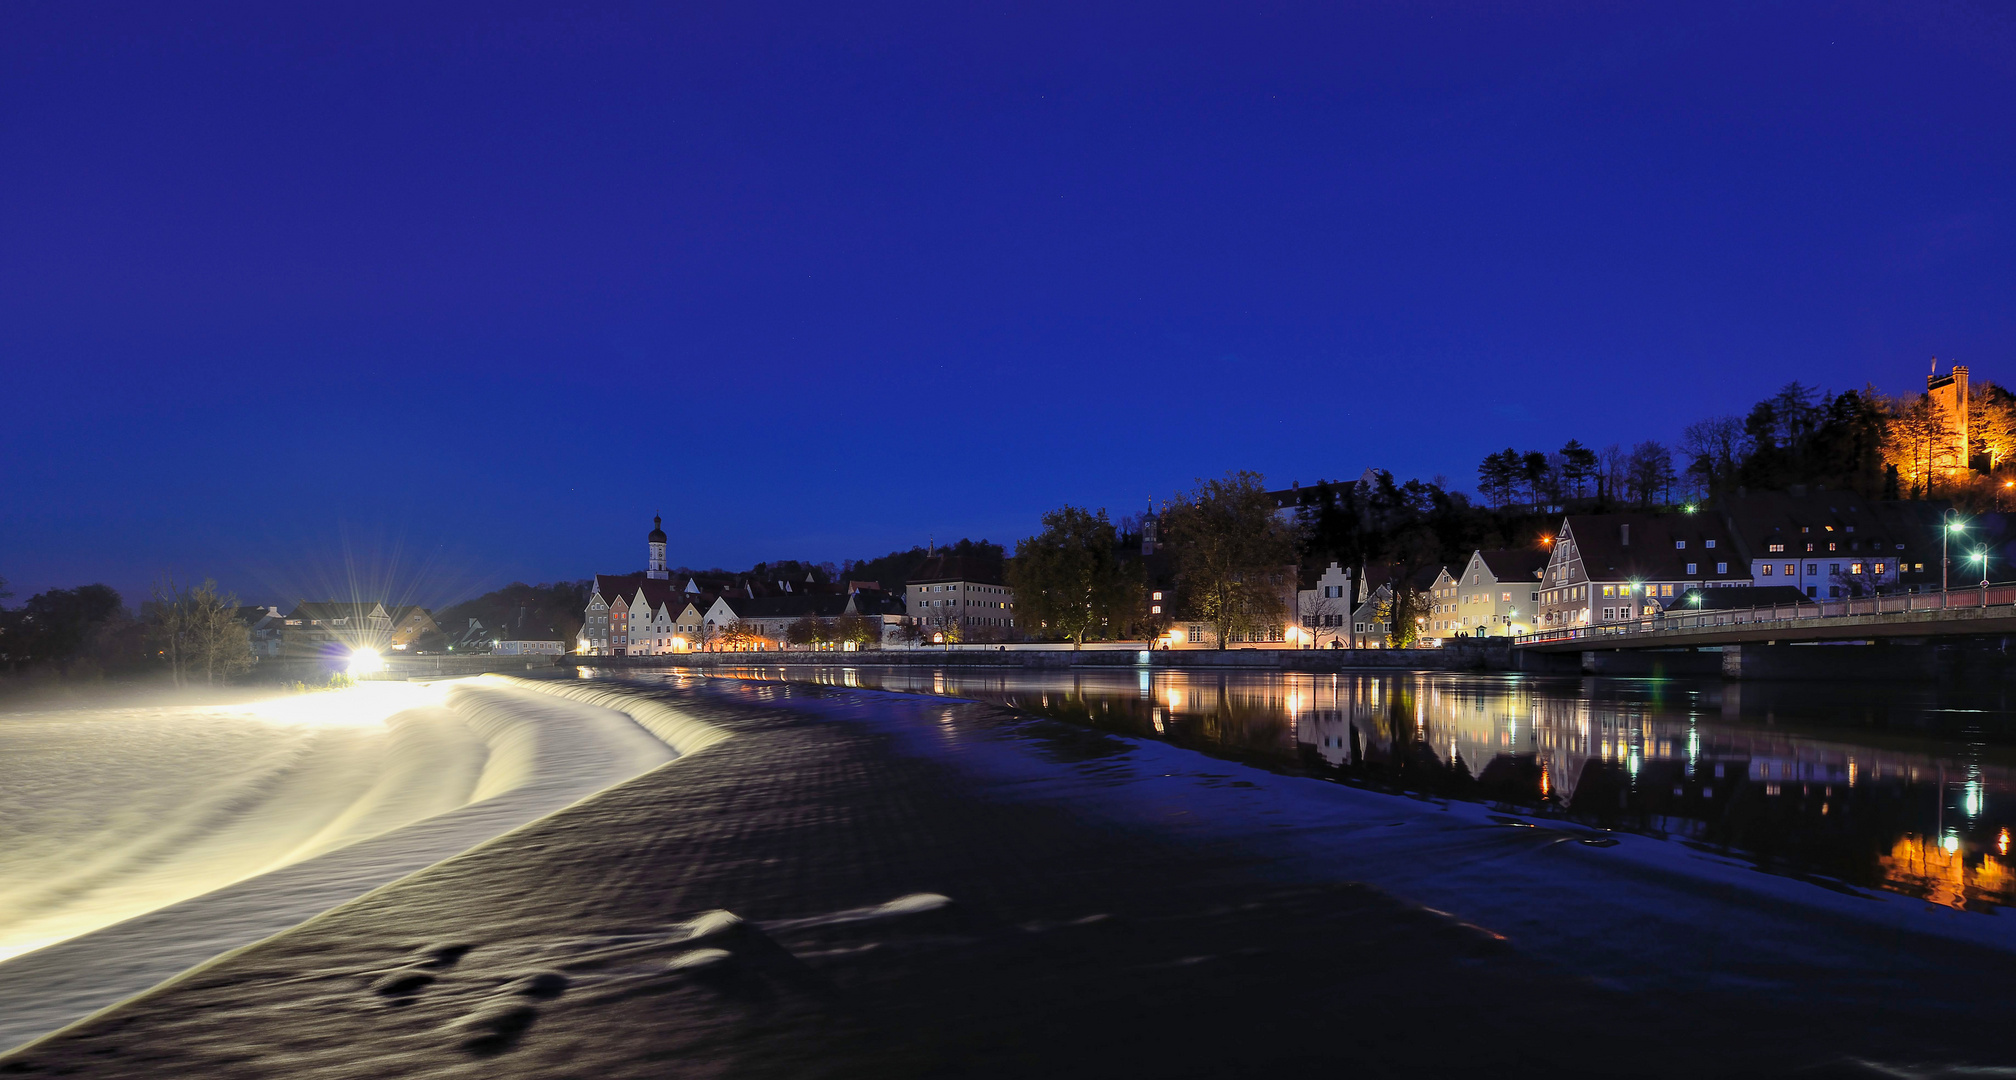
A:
1511 581 2016 647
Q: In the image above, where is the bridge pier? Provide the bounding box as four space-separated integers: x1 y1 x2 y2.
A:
1579 650 1722 677
1719 643 1938 681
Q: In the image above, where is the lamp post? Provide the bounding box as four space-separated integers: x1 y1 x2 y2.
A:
1974 549 1990 607
1943 509 1966 607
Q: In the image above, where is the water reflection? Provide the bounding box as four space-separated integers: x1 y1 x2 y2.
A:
691 665 2016 913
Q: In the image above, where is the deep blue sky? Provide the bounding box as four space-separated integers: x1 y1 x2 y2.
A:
4 1 2013 607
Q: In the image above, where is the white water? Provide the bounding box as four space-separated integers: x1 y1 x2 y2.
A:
0 677 687 1052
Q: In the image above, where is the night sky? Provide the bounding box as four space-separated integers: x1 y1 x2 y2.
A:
4 1 2013 606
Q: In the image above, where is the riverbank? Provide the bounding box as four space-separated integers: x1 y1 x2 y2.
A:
9 673 2016 1076
576 638 1519 672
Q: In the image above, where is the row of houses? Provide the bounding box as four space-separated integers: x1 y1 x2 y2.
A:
583 518 1017 654
1279 488 1970 647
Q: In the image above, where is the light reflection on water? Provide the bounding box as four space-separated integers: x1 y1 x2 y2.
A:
694 665 2016 913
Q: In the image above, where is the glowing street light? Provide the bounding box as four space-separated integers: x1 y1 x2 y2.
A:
347 648 384 677
1943 509 1967 600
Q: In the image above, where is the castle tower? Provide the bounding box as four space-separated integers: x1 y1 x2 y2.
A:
1927 362 1972 482
647 515 668 580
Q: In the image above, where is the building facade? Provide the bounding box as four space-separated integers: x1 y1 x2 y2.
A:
1451 548 1549 638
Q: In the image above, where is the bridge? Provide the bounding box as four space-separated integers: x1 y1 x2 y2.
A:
1512 584 2016 679
1515 584 2016 652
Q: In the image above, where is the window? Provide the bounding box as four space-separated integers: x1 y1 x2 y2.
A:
1686 563 1697 575
1761 564 1773 575
1846 525 1856 533
1829 586 1842 598
1152 591 1163 600
1151 605 1162 614
1674 539 1687 550
1829 543 1838 552
1825 525 1835 532
1851 563 1863 575
1784 564 1795 575
1705 539 1716 549
1717 562 1728 574
1831 563 1841 574
1769 543 1785 553
1661 585 1674 597
1530 592 1538 601
1500 591 1512 602
1874 563 1886 574
1603 607 1615 620
1915 563 1924 572
1602 585 1615 597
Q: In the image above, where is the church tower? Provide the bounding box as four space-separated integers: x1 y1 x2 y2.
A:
647 515 668 580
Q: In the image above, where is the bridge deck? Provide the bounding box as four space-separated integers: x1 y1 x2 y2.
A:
1516 585 2016 652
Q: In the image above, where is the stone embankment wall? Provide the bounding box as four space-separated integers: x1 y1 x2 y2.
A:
573 640 1518 673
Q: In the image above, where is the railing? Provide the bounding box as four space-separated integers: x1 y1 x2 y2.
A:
1512 581 2016 647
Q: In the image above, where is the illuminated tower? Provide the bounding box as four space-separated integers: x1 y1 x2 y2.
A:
1927 363 1971 483
647 515 668 580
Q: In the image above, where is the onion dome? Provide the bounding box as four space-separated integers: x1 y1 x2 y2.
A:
648 515 667 543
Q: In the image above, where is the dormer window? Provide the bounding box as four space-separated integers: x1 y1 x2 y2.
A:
1675 540 1687 549
1705 539 1716 549
1825 525 1835 532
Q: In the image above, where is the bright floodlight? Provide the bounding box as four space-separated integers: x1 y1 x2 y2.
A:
347 648 384 676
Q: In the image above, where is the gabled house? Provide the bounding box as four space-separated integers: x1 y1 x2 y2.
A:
1450 548 1549 638
1538 513 1749 632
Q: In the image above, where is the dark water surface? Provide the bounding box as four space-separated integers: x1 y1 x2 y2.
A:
689 664 2016 913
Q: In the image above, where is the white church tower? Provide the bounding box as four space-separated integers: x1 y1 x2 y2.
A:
647 515 668 580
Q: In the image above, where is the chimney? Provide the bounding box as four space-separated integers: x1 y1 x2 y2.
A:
1620 523 1631 547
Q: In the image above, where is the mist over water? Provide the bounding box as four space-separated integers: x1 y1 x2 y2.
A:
0 678 679 1052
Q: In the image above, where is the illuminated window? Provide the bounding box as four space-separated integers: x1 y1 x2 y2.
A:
1769 543 1784 552
1151 605 1162 614
1829 543 1838 552
1661 585 1674 597
1874 563 1886 574
1602 585 1615 597
1784 564 1795 575
1761 564 1773 575
1152 591 1163 600
1851 563 1863 575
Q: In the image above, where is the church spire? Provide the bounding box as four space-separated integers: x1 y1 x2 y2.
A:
646 514 668 579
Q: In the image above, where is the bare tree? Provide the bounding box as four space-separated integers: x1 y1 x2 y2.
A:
1599 444 1628 504
1680 416 1749 497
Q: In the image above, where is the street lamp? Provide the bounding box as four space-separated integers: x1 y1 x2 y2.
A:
1944 509 1967 602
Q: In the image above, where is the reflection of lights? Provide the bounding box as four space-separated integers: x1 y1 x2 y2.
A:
1966 782 1984 818
347 648 384 676
1943 833 1961 854
2002 829 2011 857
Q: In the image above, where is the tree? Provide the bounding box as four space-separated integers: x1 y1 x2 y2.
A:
896 619 926 648
833 614 881 650
148 578 256 686
715 622 763 651
1559 440 1599 499
1625 442 1675 507
1681 416 1748 498
1160 471 1299 648
1477 449 1520 510
3 584 130 673
1007 506 1138 648
1598 444 1628 505
1519 451 1551 508
1375 582 1434 649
